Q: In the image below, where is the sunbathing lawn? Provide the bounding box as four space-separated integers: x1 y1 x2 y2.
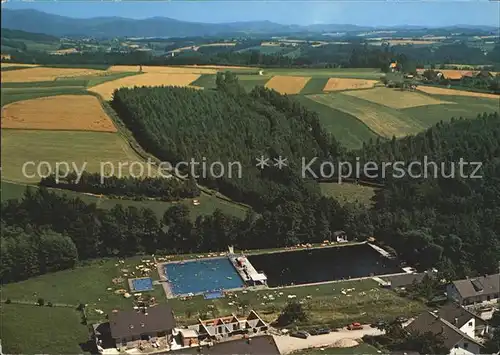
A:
1 303 89 354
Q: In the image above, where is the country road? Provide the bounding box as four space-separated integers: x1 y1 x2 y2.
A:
273 325 384 354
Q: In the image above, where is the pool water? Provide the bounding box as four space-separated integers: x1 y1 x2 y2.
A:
131 277 154 291
165 258 244 295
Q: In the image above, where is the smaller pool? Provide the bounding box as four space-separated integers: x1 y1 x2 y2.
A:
130 277 154 292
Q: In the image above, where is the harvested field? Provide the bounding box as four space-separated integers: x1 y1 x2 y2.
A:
308 93 425 138
417 85 500 100
343 87 453 109
108 65 217 74
323 78 378 92
183 64 256 70
264 75 311 94
2 95 117 132
1 67 102 82
89 73 201 100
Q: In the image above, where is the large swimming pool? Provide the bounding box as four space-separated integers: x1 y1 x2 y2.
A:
165 257 244 296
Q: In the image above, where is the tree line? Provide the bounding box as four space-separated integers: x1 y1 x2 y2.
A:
39 171 200 201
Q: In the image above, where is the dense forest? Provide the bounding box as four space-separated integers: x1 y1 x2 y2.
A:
111 72 336 209
39 171 200 201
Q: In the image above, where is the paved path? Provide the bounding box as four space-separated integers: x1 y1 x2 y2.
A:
273 325 384 354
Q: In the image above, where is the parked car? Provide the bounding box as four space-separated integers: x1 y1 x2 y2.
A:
309 328 330 335
290 330 309 339
347 322 363 330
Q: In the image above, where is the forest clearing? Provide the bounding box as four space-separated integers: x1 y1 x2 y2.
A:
1 95 117 132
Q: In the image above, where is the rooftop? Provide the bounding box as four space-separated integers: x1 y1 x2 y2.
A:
169 335 280 355
108 304 176 340
452 273 499 299
433 303 486 329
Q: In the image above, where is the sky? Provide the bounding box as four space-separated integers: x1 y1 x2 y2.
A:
2 0 500 27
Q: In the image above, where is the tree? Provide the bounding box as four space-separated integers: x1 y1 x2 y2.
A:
275 301 309 326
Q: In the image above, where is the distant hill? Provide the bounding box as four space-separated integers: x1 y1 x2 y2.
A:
2 28 59 42
1 9 497 39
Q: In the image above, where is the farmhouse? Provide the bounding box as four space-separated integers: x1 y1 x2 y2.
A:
107 304 176 348
406 310 483 355
446 273 500 307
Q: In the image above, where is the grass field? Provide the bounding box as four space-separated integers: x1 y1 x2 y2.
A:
417 85 500 100
323 78 378 92
1 67 104 82
1 87 88 106
294 96 378 150
0 180 249 220
403 95 500 126
108 65 218 74
343 87 453 109
0 62 39 68
319 182 378 207
293 343 380 355
307 93 425 138
1 257 426 329
89 72 201 99
265 76 311 94
2 95 117 132
1 130 142 183
299 77 330 94
190 74 217 90
1 304 89 354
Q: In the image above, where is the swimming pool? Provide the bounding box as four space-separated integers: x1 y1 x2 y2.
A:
130 277 154 292
165 258 244 296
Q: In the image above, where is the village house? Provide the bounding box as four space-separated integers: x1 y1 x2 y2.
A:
406 310 483 355
432 303 490 339
98 304 177 351
447 273 500 307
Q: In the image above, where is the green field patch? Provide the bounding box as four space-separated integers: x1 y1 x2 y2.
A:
237 75 270 92
307 93 425 138
299 77 330 94
0 66 32 72
1 303 88 354
1 80 88 88
403 95 500 127
1 130 141 183
320 182 378 207
41 63 111 70
190 74 217 89
294 96 378 150
1 87 88 106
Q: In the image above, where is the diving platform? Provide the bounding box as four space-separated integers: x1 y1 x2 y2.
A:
229 255 268 287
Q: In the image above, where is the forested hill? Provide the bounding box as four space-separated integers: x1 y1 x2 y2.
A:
111 72 336 210
362 113 500 277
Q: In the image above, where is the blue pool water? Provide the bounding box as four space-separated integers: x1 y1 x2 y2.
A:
165 258 244 295
131 277 153 292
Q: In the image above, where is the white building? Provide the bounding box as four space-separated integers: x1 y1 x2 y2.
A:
406 307 484 355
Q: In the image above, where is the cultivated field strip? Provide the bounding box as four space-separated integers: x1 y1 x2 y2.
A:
343 87 454 109
323 78 378 92
1 130 144 183
417 85 500 100
1 95 117 132
1 67 103 82
88 73 201 100
264 75 311 94
108 65 218 74
308 93 426 138
0 63 39 68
